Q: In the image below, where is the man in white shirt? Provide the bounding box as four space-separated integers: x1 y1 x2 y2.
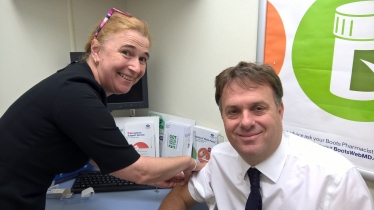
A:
159 61 374 210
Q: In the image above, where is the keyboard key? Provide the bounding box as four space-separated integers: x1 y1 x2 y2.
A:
71 171 155 193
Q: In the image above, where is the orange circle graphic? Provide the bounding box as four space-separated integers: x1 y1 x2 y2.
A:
133 142 149 149
264 2 286 74
198 148 210 161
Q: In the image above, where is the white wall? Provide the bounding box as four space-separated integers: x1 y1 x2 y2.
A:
0 0 256 143
123 0 258 137
1 0 374 199
0 0 126 115
0 0 70 113
70 0 128 52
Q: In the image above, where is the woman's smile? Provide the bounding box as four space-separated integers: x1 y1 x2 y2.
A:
118 72 134 81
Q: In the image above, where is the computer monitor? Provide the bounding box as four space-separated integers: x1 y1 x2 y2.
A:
70 52 149 112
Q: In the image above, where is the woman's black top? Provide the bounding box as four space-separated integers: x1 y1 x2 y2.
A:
0 62 140 209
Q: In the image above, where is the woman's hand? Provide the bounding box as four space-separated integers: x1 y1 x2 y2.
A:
148 158 209 188
149 172 185 188
181 158 208 185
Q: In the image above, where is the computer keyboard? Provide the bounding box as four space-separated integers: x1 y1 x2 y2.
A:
71 171 155 193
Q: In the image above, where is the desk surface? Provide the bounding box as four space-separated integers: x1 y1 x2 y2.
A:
46 180 208 210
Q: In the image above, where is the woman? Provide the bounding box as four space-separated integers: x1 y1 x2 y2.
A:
0 8 204 210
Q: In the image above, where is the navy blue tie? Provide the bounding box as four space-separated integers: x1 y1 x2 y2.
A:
245 168 262 210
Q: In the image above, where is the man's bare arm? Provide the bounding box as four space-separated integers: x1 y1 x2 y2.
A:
159 184 198 210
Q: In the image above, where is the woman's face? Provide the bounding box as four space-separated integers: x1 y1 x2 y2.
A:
94 30 150 96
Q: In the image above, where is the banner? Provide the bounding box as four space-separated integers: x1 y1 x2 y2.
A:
263 0 374 174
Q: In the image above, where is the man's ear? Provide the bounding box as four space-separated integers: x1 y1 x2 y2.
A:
278 102 284 119
91 39 101 59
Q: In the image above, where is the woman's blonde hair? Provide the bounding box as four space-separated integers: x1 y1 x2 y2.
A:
82 12 151 60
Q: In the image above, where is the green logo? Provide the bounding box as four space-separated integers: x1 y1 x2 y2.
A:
292 0 374 122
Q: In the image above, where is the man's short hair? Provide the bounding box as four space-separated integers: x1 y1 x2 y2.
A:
215 61 283 110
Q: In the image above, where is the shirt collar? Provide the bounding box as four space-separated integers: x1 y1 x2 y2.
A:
240 132 289 183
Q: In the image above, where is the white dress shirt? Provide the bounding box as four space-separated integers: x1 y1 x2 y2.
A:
188 131 374 210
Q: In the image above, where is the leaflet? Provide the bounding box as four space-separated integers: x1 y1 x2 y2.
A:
192 125 220 161
162 121 192 157
124 121 156 157
148 110 196 157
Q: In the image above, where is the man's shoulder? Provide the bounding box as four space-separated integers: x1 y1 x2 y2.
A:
286 132 355 173
211 142 237 156
209 142 244 165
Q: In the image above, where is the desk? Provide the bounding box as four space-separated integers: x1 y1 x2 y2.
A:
46 180 208 210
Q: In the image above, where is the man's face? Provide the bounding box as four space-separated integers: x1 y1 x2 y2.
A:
220 80 284 165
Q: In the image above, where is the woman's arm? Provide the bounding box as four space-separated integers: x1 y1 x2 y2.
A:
111 156 204 185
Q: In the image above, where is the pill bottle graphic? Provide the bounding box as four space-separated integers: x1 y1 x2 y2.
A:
330 1 374 100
